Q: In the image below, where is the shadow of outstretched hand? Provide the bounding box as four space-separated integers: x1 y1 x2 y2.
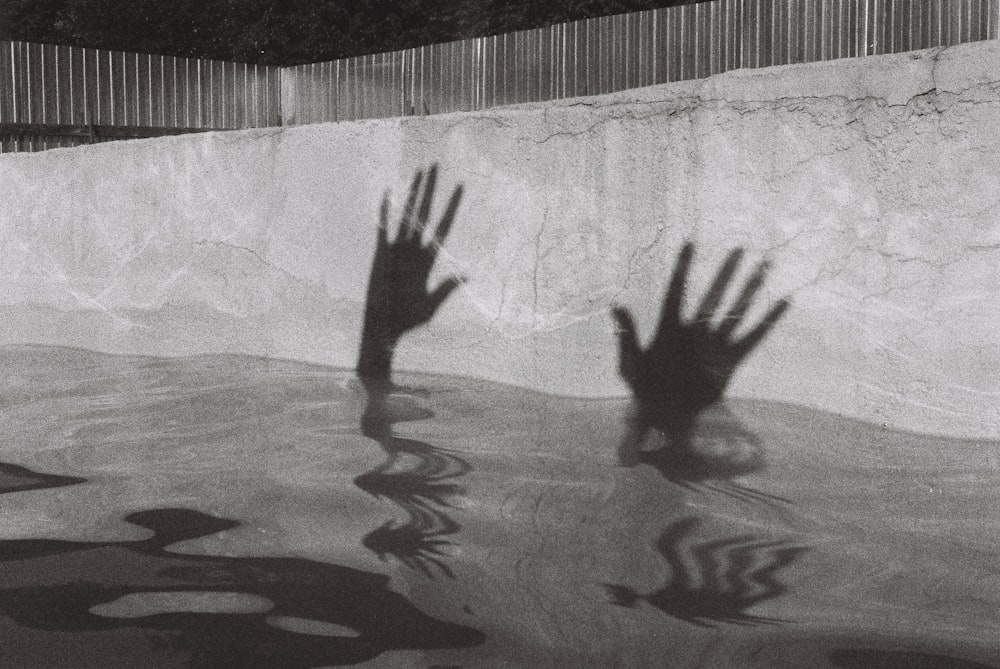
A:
357 164 464 388
605 516 806 627
354 165 472 578
354 433 470 579
362 508 462 579
613 242 790 466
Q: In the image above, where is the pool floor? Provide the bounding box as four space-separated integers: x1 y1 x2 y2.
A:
0 345 998 668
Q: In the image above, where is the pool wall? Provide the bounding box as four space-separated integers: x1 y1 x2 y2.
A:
1 40 999 438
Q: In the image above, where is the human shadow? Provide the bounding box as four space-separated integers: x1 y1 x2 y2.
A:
0 507 485 668
354 164 472 578
604 516 806 628
612 242 791 504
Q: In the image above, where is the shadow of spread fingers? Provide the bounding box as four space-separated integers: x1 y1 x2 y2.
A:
398 169 425 242
656 242 695 336
747 545 808 598
695 248 744 325
425 276 465 320
656 517 701 591
611 306 641 383
417 163 439 234
378 191 391 246
717 260 769 339
431 184 464 251
734 298 791 360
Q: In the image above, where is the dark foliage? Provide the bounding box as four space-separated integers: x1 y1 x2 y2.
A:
0 0 705 65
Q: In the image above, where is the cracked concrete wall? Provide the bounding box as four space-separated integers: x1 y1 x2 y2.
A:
1 40 999 438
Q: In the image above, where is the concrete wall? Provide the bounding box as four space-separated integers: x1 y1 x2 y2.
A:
1 41 999 439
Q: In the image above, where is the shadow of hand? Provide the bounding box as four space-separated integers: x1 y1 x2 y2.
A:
605 517 806 627
362 516 457 579
354 165 471 579
358 164 465 386
612 242 790 463
353 438 470 578
354 467 467 509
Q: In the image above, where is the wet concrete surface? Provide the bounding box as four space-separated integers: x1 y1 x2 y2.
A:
0 345 998 668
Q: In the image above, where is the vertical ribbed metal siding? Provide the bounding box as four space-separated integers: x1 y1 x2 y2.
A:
0 41 282 152
0 41 282 127
285 0 999 124
2 0 998 152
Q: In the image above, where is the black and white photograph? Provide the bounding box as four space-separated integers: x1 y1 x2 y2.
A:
1 1 1000 667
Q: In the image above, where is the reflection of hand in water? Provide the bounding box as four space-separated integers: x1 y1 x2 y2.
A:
612 242 790 473
357 163 465 388
363 508 461 579
354 437 470 578
604 517 805 627
355 470 465 508
631 403 792 507
355 165 471 577
354 440 470 507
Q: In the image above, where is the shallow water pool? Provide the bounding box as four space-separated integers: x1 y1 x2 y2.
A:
0 345 998 668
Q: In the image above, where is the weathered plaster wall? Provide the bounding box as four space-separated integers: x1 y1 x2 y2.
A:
1 41 999 438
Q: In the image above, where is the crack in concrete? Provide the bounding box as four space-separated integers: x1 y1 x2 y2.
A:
871 249 937 267
762 227 813 257
857 277 934 303
517 73 1000 151
529 105 690 145
491 278 509 328
435 115 512 134
615 222 667 302
968 243 1000 253
191 240 325 298
529 208 549 385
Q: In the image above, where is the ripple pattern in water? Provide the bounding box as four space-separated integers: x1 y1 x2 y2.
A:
0 344 998 668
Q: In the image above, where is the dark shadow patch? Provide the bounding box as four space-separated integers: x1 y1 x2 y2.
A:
0 507 484 667
357 387 471 579
612 243 791 505
612 243 790 461
624 407 790 508
829 649 1000 669
352 166 473 578
0 462 86 494
604 516 806 627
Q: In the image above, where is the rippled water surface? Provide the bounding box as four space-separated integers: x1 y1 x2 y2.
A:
0 345 999 668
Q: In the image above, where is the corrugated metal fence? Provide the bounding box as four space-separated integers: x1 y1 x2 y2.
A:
287 0 999 124
3 0 999 152
0 42 281 152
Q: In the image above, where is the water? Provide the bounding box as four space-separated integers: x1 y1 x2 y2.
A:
0 344 998 668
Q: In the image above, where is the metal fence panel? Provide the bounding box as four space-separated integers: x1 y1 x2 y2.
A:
3 0 1000 151
1 40 282 152
296 0 999 124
